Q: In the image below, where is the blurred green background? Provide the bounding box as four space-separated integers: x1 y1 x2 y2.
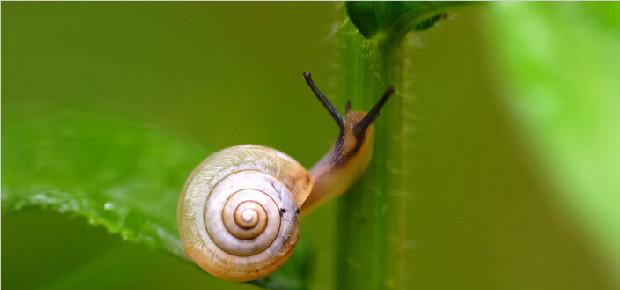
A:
2 2 618 290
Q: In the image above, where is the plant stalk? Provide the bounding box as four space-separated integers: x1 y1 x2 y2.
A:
336 18 410 290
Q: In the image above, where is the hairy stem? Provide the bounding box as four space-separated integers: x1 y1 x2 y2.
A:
334 3 465 289
336 18 409 290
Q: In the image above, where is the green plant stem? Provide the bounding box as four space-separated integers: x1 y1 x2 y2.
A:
337 4 465 289
337 19 409 290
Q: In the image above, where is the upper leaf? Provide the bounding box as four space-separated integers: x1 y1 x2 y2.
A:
346 2 465 39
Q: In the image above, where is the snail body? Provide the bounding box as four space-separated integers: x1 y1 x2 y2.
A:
177 72 394 281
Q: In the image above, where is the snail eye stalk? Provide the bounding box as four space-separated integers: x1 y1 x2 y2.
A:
353 86 395 138
303 72 344 130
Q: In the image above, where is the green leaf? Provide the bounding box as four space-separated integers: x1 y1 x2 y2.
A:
345 2 465 39
490 2 620 285
2 113 204 256
2 113 313 290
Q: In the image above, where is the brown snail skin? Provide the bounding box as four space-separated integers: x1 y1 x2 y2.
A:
177 72 394 282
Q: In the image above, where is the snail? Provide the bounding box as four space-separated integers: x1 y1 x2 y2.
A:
177 72 394 281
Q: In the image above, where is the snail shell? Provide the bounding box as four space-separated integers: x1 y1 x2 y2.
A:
177 145 313 281
177 72 394 281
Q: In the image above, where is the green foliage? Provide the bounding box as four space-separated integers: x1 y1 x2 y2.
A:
2 113 205 256
491 2 620 284
2 113 312 290
346 2 464 39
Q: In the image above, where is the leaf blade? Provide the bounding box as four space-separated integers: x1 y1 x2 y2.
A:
345 1 466 39
2 112 314 290
2 113 207 256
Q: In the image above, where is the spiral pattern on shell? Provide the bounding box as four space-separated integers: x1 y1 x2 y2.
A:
177 145 313 281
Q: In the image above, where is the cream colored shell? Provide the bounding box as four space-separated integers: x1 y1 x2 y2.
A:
177 145 314 281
